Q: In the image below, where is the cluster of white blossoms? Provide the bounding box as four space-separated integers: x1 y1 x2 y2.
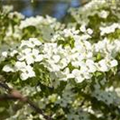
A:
67 109 90 120
19 15 56 29
100 23 120 36
92 82 120 106
8 11 25 20
19 15 64 32
1 32 119 83
68 0 120 44
68 0 108 24
2 38 43 80
1 6 65 45
1 1 120 119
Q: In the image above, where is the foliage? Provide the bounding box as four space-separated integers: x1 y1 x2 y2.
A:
0 0 120 120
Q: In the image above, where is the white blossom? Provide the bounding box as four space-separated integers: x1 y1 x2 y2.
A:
87 28 93 35
3 64 14 72
100 23 120 36
98 59 109 72
14 61 26 71
109 59 118 67
98 10 109 19
71 69 85 83
20 65 35 80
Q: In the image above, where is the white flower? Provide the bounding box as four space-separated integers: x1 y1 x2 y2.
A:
109 59 118 67
71 61 81 67
84 41 92 50
8 11 25 19
46 62 60 72
98 10 109 19
20 38 41 48
93 38 109 53
114 40 120 52
20 40 34 48
34 54 43 62
86 52 93 58
31 48 43 62
2 64 14 72
71 69 84 83
3 62 36 80
62 28 79 37
52 55 60 63
25 55 35 65
100 23 120 36
20 65 35 80
86 59 96 73
17 53 34 65
87 28 93 35
59 58 69 68
80 65 92 79
80 24 86 32
98 59 109 72
14 61 26 71
17 48 34 65
32 48 39 55
2 51 8 58
80 34 91 40
9 50 18 57
29 38 42 46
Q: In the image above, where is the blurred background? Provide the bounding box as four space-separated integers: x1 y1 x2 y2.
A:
1 0 89 20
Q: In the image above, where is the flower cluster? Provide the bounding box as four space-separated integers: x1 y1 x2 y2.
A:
1 36 119 83
1 0 120 120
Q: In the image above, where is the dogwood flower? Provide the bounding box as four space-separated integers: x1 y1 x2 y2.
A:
98 10 109 19
20 38 42 48
3 64 14 72
14 61 26 71
71 69 85 83
100 23 120 36
20 65 35 80
86 59 97 73
98 59 109 72
109 59 118 67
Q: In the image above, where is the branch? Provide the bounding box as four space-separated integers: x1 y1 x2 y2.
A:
0 94 18 100
0 81 52 120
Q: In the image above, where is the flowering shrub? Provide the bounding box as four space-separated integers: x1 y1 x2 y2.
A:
1 0 120 120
